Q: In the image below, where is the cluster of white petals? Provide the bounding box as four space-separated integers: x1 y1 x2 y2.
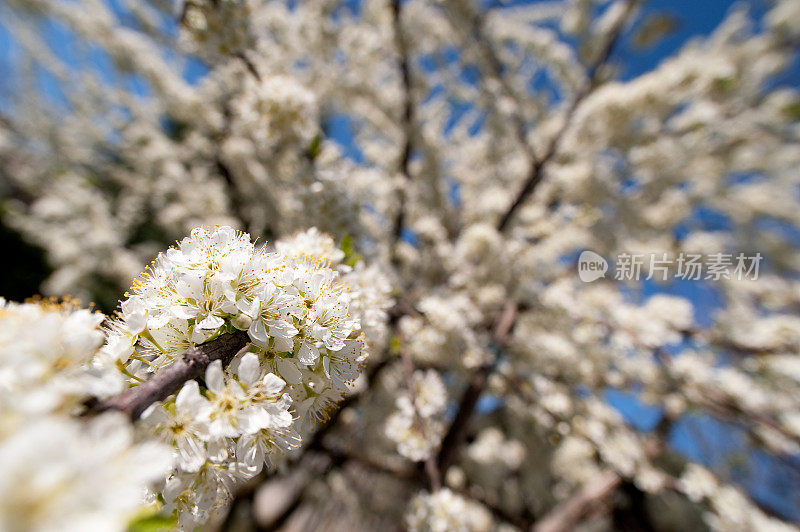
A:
400 294 486 368
405 488 493 532
467 428 525 471
233 74 319 147
0 300 171 531
385 369 447 462
101 225 388 527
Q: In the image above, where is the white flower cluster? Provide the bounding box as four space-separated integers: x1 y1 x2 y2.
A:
552 436 604 491
467 428 526 471
0 299 171 532
276 228 393 348
142 358 298 529
104 225 385 527
0 297 115 410
233 74 319 148
405 488 493 532
385 369 447 462
400 293 486 368
275 226 345 264
552 398 665 492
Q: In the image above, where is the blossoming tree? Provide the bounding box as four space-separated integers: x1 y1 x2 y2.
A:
1 0 800 530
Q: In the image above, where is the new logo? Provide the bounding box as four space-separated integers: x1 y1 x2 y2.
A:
578 250 608 282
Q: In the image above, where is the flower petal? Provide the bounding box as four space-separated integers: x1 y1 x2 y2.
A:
238 353 261 386
197 314 225 330
206 360 225 395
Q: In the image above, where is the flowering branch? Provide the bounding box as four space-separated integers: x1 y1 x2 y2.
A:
89 330 250 420
220 355 394 525
436 301 518 475
533 435 666 532
400 347 443 491
532 470 622 532
496 0 638 232
441 4 537 164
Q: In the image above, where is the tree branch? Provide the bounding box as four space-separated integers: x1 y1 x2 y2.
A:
496 0 638 232
532 471 622 532
435 301 518 475
453 6 538 164
400 345 442 491
533 437 665 532
390 0 414 267
88 330 250 420
387 4 443 492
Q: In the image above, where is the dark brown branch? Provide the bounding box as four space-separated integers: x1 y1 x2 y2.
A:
390 0 414 267
235 51 262 80
496 0 638 232
178 1 190 26
319 443 419 480
435 364 491 476
215 156 252 228
435 302 518 475
612 481 658 532
89 330 250 420
211 48 264 232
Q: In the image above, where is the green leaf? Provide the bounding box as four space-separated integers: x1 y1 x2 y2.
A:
712 76 737 94
783 101 800 121
307 134 322 160
339 234 363 267
127 512 176 532
389 335 401 355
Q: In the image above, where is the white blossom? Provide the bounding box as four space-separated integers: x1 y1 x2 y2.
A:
406 489 493 532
